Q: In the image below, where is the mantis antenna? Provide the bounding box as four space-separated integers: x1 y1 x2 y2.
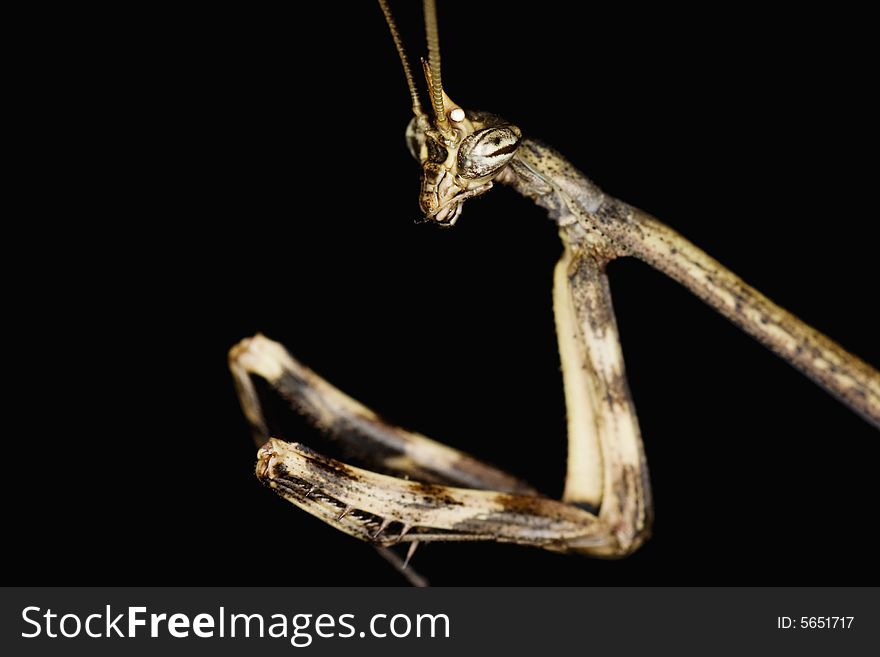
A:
380 0 456 135
377 0 424 118
423 0 449 130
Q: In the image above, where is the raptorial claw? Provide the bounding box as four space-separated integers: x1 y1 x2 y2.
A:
372 518 391 540
403 540 420 570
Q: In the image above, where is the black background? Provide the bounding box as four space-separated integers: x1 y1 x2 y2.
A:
10 2 877 585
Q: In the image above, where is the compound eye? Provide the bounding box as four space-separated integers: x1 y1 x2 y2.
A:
426 137 449 164
405 117 426 161
457 125 522 179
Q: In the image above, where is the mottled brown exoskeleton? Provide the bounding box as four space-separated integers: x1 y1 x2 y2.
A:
229 0 879 583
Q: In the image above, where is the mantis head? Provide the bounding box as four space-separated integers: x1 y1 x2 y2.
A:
380 0 523 227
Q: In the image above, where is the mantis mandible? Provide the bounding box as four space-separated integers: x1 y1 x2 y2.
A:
228 0 879 579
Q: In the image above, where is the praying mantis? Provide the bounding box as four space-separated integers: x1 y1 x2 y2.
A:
229 1 878 583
